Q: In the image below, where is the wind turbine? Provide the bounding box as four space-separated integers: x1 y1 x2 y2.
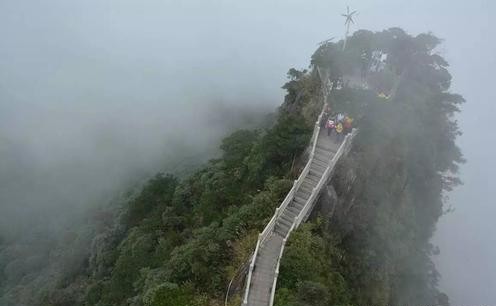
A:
341 6 357 51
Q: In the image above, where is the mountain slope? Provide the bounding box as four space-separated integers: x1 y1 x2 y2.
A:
0 28 463 306
275 28 463 306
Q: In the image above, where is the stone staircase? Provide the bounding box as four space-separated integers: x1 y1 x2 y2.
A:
237 65 358 306
273 134 338 238
243 126 353 306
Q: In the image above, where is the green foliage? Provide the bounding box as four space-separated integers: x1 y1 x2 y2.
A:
17 27 462 306
275 222 351 306
245 113 312 185
124 174 178 228
33 84 310 305
142 282 206 306
275 28 462 306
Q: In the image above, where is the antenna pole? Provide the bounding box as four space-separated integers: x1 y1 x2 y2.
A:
341 7 356 51
343 21 350 51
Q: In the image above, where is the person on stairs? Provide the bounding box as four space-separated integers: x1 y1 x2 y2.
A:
320 112 329 129
325 117 335 136
343 115 353 134
335 121 344 142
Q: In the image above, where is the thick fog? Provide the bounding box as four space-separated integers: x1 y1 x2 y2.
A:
0 0 283 238
1 0 494 305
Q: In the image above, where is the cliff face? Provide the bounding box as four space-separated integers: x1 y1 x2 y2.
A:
276 28 463 306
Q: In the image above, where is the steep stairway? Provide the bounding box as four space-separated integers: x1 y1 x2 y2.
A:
273 136 337 238
243 125 356 306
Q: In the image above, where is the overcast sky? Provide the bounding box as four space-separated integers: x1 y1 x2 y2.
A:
0 1 494 305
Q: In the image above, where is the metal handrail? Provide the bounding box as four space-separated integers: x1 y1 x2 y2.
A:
239 65 360 306
276 104 327 219
259 103 328 244
242 128 357 306
268 217 296 305
242 105 326 305
267 129 358 305
242 234 261 305
295 128 357 228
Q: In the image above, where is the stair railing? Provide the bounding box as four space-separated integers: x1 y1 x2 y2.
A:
267 128 358 306
242 127 357 306
268 217 296 306
242 234 261 305
242 66 354 306
277 103 327 218
295 128 358 228
242 104 326 305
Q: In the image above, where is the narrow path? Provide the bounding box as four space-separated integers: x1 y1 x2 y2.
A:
245 128 342 306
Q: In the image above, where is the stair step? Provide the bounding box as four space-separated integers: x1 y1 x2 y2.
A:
309 169 323 177
304 174 318 182
286 206 300 217
277 217 292 228
291 200 304 210
307 174 321 184
302 181 316 191
317 143 336 152
312 158 328 168
280 212 295 224
311 162 326 171
295 190 310 200
300 185 313 195
274 225 287 237
315 147 331 156
294 195 307 204
298 186 311 195
275 226 290 238
282 211 297 221
314 153 330 163
293 201 305 211
310 165 325 175
282 208 295 217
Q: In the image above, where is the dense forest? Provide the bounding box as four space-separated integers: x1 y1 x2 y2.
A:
0 28 463 306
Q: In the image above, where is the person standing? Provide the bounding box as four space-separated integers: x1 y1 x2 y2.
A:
321 105 332 128
335 121 344 142
320 113 327 129
343 115 353 134
326 117 335 136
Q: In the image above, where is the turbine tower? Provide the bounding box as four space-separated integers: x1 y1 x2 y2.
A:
341 6 357 51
